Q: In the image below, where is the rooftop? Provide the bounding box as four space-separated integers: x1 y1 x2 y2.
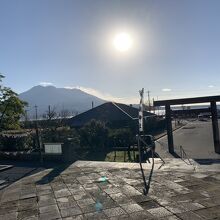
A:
69 102 155 127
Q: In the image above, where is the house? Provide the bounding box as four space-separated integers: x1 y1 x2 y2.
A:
68 102 155 128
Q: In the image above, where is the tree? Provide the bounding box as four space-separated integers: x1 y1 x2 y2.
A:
79 119 108 151
108 128 134 148
0 74 27 130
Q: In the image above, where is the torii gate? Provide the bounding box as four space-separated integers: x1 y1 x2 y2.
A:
154 95 220 154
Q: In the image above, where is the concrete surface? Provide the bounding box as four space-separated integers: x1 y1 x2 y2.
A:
155 120 220 159
0 159 219 219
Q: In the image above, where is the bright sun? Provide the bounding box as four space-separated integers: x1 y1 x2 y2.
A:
113 32 133 52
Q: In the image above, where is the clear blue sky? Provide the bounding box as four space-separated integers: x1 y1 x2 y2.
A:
1 0 220 103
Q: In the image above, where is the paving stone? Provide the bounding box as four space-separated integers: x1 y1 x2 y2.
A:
1 159 220 220
37 189 53 196
138 199 161 210
62 215 84 220
191 173 209 179
0 212 17 220
54 189 71 198
77 176 93 184
17 209 38 220
20 193 37 200
1 192 19 203
77 198 95 207
60 206 82 218
184 192 207 202
104 187 121 195
38 194 56 207
57 197 77 209
36 184 51 191
18 197 37 211
39 204 59 214
79 203 97 214
176 211 204 220
120 185 142 196
158 215 181 220
173 178 185 183
162 180 191 194
39 210 61 220
148 207 172 217
22 216 38 220
179 202 205 211
0 201 18 214
165 203 186 214
69 186 85 194
100 198 118 209
84 211 108 220
198 198 220 207
120 203 144 213
129 210 155 220
108 215 130 220
109 193 133 204
103 207 127 217
131 194 152 203
72 192 91 200
194 206 220 219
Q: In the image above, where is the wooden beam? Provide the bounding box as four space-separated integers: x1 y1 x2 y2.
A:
211 101 220 154
154 95 220 106
165 104 174 153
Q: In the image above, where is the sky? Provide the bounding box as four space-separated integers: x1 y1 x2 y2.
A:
1 0 220 104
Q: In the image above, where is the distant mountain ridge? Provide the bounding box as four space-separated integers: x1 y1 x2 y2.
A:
19 85 105 118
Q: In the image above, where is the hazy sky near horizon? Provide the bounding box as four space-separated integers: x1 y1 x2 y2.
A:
1 0 220 103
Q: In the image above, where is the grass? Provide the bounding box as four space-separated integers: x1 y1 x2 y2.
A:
73 148 138 162
105 150 139 162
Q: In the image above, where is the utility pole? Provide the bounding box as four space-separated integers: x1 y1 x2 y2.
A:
34 105 43 164
92 101 94 109
24 109 29 128
25 109 29 121
34 105 38 121
48 105 51 118
152 98 155 114
157 96 160 116
147 90 151 111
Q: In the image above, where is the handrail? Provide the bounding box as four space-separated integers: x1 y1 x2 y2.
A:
179 145 192 165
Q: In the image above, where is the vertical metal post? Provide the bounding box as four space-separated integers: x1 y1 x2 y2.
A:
165 104 174 153
211 101 220 153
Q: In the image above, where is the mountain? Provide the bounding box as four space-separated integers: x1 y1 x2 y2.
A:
19 85 105 118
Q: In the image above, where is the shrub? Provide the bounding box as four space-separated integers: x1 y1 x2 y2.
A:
0 131 32 151
144 117 166 134
108 128 135 148
79 119 108 150
41 126 80 147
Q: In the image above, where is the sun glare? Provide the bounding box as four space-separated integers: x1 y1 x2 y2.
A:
113 32 133 52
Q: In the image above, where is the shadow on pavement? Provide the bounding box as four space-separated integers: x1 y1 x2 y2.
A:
170 151 181 158
36 163 72 185
194 159 220 165
0 160 61 190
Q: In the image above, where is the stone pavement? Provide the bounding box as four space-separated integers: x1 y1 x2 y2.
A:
0 159 220 219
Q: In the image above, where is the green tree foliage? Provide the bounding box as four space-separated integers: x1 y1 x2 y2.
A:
0 74 27 130
79 119 108 150
41 127 80 147
144 117 166 134
108 128 135 148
